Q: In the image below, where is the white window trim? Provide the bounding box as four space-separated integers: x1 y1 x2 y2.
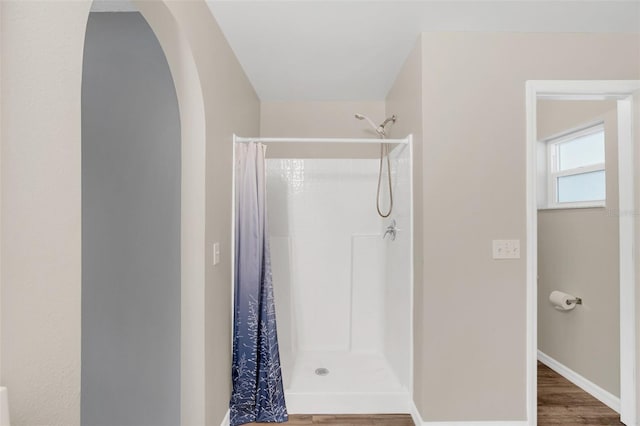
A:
541 121 606 209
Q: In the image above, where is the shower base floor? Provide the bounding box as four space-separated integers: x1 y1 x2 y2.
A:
284 351 410 414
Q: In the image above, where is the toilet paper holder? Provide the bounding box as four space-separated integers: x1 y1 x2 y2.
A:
549 290 582 311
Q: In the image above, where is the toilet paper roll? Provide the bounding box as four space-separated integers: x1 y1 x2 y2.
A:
549 290 578 311
0 387 10 426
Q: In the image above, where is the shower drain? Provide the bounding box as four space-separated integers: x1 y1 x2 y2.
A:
314 367 329 376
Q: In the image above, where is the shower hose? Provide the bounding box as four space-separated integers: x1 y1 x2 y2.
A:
376 142 393 218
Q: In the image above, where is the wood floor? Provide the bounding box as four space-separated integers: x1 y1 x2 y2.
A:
244 414 413 425
245 362 622 425
538 361 623 425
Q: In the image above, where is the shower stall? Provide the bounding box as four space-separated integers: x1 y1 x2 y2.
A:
232 135 413 415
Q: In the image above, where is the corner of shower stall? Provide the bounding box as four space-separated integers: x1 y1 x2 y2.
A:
265 141 414 414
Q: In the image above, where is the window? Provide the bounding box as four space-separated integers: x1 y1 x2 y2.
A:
545 123 606 208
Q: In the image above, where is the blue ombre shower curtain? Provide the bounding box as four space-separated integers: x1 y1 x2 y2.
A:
230 142 288 426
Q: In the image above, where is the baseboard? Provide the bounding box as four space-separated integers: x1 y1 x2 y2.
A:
409 399 423 425
219 409 230 426
285 391 410 414
537 350 620 413
224 399 528 426
409 399 528 425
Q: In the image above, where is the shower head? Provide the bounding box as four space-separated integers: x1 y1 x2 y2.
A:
354 113 379 135
354 113 397 138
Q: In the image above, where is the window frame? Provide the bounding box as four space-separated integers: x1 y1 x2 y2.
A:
544 122 606 209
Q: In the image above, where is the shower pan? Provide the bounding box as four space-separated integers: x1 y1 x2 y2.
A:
261 140 414 414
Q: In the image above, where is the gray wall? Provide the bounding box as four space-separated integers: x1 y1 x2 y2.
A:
81 12 180 426
537 100 620 396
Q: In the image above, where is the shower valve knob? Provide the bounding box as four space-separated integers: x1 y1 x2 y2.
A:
383 219 397 241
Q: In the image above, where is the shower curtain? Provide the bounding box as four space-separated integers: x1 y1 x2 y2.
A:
230 142 288 426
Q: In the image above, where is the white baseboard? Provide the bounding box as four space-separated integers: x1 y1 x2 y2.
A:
219 409 230 426
410 398 528 425
409 399 423 425
285 391 409 414
223 399 529 426
537 350 620 413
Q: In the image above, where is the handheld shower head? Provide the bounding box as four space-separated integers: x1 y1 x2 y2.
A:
354 112 398 218
354 113 397 138
354 113 379 135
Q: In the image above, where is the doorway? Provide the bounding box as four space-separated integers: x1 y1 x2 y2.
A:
536 98 621 424
526 81 640 426
81 10 181 426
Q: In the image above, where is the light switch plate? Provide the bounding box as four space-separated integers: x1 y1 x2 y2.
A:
493 239 520 259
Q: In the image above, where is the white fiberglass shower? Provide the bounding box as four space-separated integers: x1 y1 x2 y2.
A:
232 135 413 415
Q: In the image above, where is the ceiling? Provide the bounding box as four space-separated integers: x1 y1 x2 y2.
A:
92 0 640 101
207 1 640 101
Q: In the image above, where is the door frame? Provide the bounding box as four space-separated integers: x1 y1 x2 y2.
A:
525 80 640 426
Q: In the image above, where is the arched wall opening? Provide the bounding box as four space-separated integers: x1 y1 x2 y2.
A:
81 10 182 426
81 2 208 425
2 1 255 424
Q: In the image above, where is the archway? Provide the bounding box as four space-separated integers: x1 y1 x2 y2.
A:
81 2 207 425
82 9 181 425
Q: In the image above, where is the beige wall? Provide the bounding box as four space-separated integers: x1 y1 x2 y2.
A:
2 8 640 426
384 36 424 410
133 3 261 425
0 2 260 426
1 2 90 425
635 89 640 424
189 4 260 424
129 2 208 424
537 100 620 396
0 0 3 377
260 101 384 158
417 32 639 422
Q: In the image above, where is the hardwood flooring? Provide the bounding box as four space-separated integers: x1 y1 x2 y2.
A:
538 361 623 425
244 414 414 425
244 362 622 425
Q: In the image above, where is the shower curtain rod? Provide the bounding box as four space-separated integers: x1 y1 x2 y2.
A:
234 135 409 144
